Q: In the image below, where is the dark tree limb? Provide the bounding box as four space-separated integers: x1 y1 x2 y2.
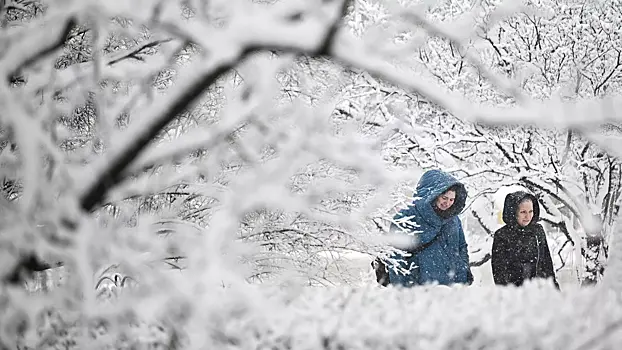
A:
470 253 491 267
5 0 351 285
2 16 78 285
107 38 174 65
3 254 62 285
80 0 351 212
470 209 494 236
560 129 572 164
79 59 240 212
7 16 77 82
555 238 572 273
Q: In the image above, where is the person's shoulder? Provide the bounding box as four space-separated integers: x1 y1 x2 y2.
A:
493 225 511 239
443 215 462 226
394 204 417 218
442 216 466 233
531 222 546 235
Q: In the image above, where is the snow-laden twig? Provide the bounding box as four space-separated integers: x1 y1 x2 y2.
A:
397 8 528 103
77 0 351 212
3 12 77 81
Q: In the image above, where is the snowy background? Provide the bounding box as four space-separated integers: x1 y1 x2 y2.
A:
2 0 622 348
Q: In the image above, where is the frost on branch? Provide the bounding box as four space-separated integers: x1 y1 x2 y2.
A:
2 0 622 349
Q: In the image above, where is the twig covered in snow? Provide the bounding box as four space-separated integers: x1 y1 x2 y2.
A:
78 0 352 212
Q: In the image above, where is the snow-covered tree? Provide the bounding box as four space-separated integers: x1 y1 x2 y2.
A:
2 0 622 348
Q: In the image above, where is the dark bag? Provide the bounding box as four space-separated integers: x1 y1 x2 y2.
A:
372 257 390 286
372 234 441 287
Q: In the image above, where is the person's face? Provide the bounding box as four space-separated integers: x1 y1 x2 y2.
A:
516 200 534 227
435 190 456 211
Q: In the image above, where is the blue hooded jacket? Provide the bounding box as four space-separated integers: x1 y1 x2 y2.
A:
387 169 472 286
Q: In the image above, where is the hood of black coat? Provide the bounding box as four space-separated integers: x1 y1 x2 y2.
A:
502 191 540 227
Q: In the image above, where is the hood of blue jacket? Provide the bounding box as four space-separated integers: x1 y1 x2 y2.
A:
413 169 467 222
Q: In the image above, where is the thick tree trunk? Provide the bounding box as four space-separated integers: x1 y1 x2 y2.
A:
602 223 622 291
582 235 605 286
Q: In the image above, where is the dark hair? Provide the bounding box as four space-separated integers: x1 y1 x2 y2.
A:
434 184 461 219
444 184 461 195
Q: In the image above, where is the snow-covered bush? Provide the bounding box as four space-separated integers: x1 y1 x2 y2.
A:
13 279 622 349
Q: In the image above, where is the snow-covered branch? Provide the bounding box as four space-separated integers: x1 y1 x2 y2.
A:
3 13 77 80
78 0 351 212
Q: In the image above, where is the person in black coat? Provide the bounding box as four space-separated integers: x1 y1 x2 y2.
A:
491 191 560 289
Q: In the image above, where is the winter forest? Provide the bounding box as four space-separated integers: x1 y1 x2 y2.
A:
2 0 622 348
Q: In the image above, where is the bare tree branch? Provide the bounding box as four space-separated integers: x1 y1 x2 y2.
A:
6 16 77 81
470 253 491 267
79 0 351 212
5 0 353 283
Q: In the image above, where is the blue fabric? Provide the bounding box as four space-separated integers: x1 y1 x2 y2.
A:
387 169 471 287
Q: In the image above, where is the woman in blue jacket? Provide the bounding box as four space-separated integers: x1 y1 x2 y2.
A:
387 169 473 286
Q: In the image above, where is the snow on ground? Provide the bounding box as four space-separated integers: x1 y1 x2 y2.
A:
320 247 578 288
31 272 621 350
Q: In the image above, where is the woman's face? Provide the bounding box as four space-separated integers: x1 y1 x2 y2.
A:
516 199 534 227
435 190 456 211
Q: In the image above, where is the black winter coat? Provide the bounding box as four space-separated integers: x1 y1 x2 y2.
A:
491 192 560 289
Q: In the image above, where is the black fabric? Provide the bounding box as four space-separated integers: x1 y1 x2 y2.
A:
372 257 390 287
492 192 559 289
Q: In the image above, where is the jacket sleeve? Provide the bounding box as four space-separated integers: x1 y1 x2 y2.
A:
386 208 418 286
390 206 440 251
387 254 417 287
491 229 512 285
536 225 560 290
389 207 412 233
457 219 473 284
